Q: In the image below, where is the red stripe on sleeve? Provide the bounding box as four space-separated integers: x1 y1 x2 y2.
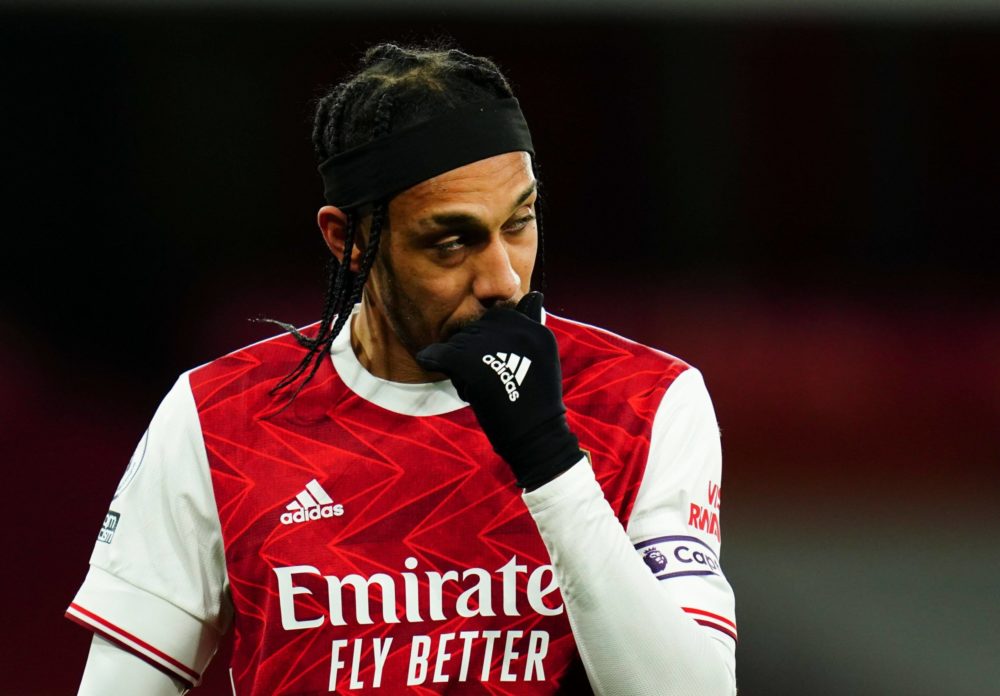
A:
694 619 738 642
682 606 737 630
67 603 200 682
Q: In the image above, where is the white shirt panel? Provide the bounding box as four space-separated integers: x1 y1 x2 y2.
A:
68 373 230 686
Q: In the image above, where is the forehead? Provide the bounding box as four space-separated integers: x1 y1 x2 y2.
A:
388 151 535 227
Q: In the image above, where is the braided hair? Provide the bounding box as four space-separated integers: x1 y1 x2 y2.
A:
267 43 540 402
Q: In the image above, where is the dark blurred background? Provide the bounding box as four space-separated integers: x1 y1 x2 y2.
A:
2 2 998 694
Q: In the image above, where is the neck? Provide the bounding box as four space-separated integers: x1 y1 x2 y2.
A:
350 298 437 383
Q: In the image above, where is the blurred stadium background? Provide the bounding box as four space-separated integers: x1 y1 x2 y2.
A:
1 1 998 694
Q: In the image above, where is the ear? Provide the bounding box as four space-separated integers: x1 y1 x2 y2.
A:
318 205 362 272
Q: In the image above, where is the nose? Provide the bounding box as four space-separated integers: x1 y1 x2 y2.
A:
472 236 521 307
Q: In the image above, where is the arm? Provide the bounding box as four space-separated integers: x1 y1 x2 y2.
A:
79 635 188 696
66 374 231 690
524 464 734 695
522 370 735 694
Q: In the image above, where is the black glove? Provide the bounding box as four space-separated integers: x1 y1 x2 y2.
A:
416 292 583 489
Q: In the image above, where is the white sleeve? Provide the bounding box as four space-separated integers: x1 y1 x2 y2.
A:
522 367 736 695
626 368 736 649
66 373 231 688
79 635 188 696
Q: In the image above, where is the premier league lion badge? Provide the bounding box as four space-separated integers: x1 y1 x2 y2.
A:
642 546 668 573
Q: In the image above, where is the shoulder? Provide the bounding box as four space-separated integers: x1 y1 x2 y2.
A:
546 313 696 430
546 312 690 385
187 323 321 414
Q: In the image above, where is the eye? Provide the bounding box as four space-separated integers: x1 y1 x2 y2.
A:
432 237 464 254
504 213 536 233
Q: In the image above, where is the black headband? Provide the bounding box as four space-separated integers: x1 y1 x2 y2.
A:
318 98 534 210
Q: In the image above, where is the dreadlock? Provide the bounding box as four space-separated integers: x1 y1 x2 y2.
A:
266 43 542 403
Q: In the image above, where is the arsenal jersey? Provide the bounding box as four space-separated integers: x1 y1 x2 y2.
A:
67 309 736 694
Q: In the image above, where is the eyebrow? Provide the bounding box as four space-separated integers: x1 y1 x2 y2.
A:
422 182 537 229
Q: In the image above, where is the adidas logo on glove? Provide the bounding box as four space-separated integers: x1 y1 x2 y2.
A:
482 352 532 402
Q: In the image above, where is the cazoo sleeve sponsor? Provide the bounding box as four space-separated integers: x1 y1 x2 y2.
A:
634 535 724 580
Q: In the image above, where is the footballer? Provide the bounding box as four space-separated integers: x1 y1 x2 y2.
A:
68 43 737 695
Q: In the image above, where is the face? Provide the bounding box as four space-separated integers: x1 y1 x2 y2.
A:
365 151 538 356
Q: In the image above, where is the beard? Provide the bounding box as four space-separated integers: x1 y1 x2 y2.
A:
373 254 445 358
374 253 517 358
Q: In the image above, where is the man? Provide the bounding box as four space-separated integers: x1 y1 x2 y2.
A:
68 44 737 694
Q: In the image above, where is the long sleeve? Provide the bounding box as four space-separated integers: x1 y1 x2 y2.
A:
523 368 736 695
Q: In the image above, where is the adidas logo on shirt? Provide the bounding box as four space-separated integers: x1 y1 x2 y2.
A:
280 479 345 525
481 352 532 402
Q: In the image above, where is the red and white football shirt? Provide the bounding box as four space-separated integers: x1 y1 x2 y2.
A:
67 309 735 694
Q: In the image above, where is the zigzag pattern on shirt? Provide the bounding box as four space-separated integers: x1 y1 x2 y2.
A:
189 314 687 695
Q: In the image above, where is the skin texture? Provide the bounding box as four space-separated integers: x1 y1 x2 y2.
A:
318 151 538 383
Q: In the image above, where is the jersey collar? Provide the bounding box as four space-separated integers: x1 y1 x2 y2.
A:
329 305 469 417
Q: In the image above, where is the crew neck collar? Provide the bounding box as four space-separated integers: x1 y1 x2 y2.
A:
329 305 468 417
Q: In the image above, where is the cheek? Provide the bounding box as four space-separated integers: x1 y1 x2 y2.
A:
392 266 468 317
510 234 538 287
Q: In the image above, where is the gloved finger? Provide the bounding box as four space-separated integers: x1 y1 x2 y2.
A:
515 291 544 323
415 343 457 372
445 329 478 347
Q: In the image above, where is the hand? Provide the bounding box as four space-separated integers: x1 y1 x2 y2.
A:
416 292 583 489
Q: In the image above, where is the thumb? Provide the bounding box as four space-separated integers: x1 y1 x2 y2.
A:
515 291 544 323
